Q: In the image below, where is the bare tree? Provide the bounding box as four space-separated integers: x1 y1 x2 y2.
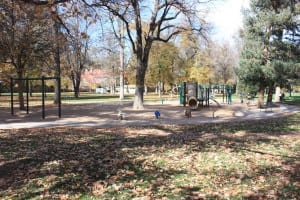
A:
211 41 237 84
91 0 211 109
62 2 94 98
22 0 212 109
106 15 126 100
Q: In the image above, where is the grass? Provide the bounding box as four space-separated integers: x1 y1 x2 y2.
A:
1 92 299 108
283 93 300 106
0 113 299 199
0 92 177 107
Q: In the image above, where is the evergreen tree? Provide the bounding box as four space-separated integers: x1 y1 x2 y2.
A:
238 0 300 107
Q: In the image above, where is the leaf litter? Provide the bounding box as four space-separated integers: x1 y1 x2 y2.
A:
0 114 299 199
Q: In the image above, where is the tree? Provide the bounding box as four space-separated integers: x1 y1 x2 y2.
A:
62 2 94 98
20 0 90 103
92 0 211 109
186 48 213 84
107 16 127 100
210 42 237 84
22 0 212 109
146 41 178 96
176 32 215 85
176 31 202 83
238 0 300 107
0 1 53 109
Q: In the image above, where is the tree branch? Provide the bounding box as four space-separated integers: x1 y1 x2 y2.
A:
21 0 69 6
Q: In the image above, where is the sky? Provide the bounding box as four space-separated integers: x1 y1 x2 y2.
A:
208 0 250 42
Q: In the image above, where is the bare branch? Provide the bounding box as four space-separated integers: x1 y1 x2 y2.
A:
21 0 70 5
90 1 137 53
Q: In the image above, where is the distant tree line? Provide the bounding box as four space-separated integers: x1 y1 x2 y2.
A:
1 0 298 110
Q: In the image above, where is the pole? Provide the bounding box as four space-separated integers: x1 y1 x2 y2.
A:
195 82 198 100
26 79 29 114
42 76 45 119
58 77 61 118
10 77 14 115
208 85 210 107
222 85 225 103
183 82 186 107
225 85 228 104
119 20 125 100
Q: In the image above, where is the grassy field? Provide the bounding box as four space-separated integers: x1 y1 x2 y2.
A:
0 113 299 199
0 92 179 107
283 94 300 106
1 92 299 106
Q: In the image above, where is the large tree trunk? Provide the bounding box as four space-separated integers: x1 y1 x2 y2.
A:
54 71 60 104
257 84 265 108
73 81 80 98
133 59 147 110
53 21 61 104
73 86 79 98
131 1 152 110
72 72 81 98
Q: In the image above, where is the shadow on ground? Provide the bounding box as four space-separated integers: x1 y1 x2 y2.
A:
0 114 299 199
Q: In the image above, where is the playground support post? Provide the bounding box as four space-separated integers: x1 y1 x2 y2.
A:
225 86 228 103
183 82 186 107
206 87 210 107
195 82 198 102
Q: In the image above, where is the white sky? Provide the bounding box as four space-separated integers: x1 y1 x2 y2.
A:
208 0 250 42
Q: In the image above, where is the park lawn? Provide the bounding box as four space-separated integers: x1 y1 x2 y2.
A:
0 113 299 199
283 94 300 106
0 92 176 107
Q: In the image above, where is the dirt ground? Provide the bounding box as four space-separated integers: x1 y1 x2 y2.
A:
0 99 299 129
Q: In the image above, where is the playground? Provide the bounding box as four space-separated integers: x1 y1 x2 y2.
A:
0 97 299 129
2 80 299 129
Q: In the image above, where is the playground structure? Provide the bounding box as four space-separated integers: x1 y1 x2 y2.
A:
179 82 235 109
10 77 61 119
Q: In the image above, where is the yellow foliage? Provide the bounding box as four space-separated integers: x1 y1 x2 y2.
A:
189 66 213 84
187 50 214 84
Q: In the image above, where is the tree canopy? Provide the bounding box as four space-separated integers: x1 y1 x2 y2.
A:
238 0 300 107
89 0 212 109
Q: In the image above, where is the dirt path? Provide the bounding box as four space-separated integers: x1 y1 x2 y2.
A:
0 100 299 129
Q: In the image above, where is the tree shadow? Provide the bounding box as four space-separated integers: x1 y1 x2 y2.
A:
0 115 299 198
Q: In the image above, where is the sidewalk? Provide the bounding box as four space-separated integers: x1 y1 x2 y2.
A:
0 101 299 129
